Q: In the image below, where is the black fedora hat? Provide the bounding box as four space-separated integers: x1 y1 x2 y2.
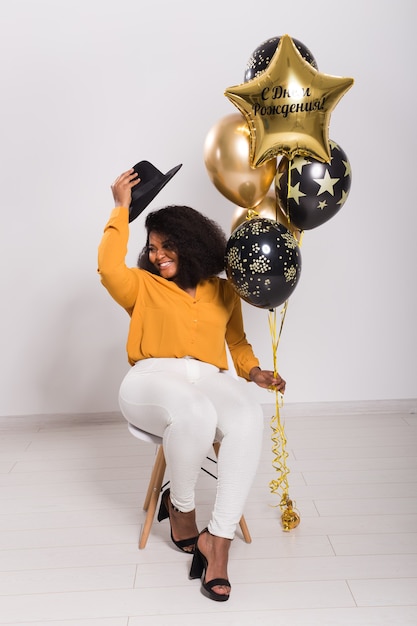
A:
129 160 182 223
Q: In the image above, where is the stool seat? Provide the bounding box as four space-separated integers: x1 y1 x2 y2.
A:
128 422 162 445
127 422 252 549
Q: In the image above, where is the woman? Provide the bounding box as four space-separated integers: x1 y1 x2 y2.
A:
98 168 286 602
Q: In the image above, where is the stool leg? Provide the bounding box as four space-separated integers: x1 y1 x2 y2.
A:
212 441 220 456
139 445 166 549
212 442 252 544
143 445 164 512
239 514 252 543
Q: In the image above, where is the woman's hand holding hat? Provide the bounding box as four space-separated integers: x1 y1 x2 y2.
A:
111 169 140 209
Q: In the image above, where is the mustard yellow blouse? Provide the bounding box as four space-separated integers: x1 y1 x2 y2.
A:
97 207 259 380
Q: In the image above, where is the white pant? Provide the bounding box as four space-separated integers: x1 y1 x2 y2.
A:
118 357 264 539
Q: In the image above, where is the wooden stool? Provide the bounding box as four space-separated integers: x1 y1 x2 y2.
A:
128 423 252 549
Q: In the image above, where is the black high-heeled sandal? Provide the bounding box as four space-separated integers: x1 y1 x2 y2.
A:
157 488 198 554
189 528 231 602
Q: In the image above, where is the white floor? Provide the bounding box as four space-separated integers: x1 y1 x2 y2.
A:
0 399 416 625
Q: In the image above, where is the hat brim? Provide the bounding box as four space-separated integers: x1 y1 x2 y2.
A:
129 163 182 223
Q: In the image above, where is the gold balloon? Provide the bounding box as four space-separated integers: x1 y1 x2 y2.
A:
204 113 277 209
231 190 302 240
224 34 354 167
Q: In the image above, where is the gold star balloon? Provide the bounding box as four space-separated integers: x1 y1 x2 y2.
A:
224 34 354 167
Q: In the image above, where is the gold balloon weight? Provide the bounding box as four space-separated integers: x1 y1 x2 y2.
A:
281 495 301 531
268 305 300 531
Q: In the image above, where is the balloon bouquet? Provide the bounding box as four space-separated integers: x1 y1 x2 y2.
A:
204 34 354 530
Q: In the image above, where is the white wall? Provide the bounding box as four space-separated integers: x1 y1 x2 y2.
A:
0 0 415 416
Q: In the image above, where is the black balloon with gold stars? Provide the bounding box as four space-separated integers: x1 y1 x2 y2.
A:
275 140 352 231
225 217 302 310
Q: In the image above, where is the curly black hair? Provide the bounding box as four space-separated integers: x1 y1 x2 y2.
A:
137 205 227 289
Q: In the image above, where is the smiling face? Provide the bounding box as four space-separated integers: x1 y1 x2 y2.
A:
147 231 179 281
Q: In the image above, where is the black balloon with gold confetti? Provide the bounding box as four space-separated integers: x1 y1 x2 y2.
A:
225 217 302 309
244 35 318 82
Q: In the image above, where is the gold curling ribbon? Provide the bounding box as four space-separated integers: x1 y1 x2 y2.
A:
244 182 301 530
281 158 304 245
268 304 300 531
246 208 259 220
